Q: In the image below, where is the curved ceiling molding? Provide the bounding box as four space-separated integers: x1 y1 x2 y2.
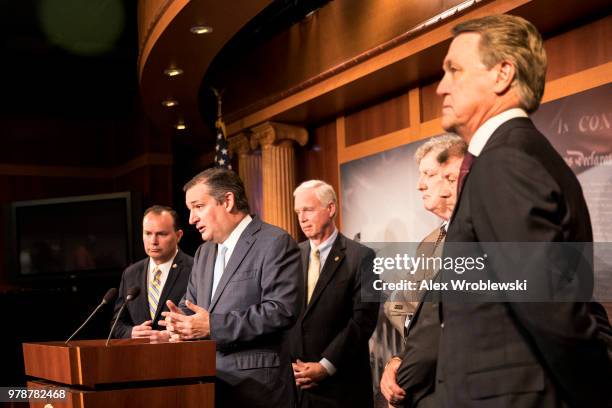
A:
137 0 272 141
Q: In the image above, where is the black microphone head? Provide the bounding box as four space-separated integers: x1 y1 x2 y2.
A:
102 288 118 305
126 287 141 301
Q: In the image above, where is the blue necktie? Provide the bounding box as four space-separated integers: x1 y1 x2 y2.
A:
211 244 228 299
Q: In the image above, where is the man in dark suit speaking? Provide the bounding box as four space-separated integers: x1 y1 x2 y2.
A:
160 168 301 408
434 14 611 407
290 180 379 408
112 205 192 341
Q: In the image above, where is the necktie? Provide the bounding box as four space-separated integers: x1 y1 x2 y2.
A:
148 266 162 319
456 151 476 197
434 225 447 248
307 249 321 303
211 244 228 299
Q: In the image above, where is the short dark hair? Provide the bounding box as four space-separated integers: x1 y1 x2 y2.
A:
183 168 250 214
143 205 180 231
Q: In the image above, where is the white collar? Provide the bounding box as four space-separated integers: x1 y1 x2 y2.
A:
221 214 253 252
148 249 178 273
468 108 528 157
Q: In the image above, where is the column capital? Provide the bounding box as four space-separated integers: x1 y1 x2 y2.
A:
228 132 251 156
250 121 308 150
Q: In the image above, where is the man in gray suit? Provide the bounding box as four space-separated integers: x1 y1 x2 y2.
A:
160 168 301 408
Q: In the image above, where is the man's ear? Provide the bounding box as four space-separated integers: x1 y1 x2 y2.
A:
176 229 184 242
493 60 516 94
224 192 236 213
328 202 337 219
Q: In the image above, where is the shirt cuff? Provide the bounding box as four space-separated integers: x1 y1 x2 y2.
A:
319 358 337 376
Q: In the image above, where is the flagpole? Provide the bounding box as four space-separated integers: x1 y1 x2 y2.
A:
211 88 231 169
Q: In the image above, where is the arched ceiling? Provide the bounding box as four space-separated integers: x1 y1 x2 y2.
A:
138 0 611 151
138 0 273 146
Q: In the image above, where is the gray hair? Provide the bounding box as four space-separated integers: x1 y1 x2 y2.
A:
294 179 337 208
414 134 467 165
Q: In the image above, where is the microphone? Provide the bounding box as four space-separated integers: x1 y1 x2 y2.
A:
65 288 118 344
106 287 141 346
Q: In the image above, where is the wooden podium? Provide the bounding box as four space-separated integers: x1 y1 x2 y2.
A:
22 339 215 408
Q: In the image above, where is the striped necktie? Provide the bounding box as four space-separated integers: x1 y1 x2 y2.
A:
148 266 162 320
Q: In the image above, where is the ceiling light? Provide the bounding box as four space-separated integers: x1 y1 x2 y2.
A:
162 99 178 107
190 25 213 34
164 68 183 77
174 122 187 130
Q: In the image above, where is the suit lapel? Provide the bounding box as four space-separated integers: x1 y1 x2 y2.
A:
300 243 309 309
209 217 260 311
137 260 150 322
201 244 216 310
153 252 182 321
304 234 345 317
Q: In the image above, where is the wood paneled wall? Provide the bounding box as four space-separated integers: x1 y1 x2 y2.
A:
294 14 611 318
0 114 175 287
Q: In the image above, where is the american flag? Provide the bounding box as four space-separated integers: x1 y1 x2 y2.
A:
212 87 232 169
214 117 232 169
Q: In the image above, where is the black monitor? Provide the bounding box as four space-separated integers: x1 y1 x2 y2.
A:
7 192 141 281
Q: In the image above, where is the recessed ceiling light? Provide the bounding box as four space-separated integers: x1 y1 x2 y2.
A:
164 68 183 77
174 122 187 130
162 99 178 107
190 25 213 34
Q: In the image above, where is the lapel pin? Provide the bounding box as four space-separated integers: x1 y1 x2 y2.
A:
334 256 340 262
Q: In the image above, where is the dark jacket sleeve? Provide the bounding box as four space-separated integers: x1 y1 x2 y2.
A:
470 148 612 406
111 267 135 339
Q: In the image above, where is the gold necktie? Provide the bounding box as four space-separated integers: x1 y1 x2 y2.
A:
307 249 321 303
148 266 162 319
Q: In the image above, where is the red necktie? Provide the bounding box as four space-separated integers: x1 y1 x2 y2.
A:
457 152 476 197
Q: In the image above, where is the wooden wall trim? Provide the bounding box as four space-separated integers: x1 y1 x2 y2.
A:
336 62 612 164
335 117 346 230
227 0 530 135
542 62 612 104
0 153 174 179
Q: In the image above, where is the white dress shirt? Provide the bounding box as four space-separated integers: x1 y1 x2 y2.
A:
219 214 253 265
468 108 528 157
147 249 179 291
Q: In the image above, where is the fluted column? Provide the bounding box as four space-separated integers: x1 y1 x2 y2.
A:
229 132 262 216
250 122 308 239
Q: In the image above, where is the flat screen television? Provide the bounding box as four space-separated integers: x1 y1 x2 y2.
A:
7 192 141 280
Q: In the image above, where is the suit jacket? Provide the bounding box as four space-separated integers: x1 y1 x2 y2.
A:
438 117 612 407
181 216 301 408
289 233 379 408
112 250 193 339
384 227 444 337
389 227 445 408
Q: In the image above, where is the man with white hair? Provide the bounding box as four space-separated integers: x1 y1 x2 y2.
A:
289 180 379 408
381 135 466 408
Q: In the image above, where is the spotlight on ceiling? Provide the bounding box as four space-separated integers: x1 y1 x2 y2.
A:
164 68 183 77
190 25 213 34
162 99 179 107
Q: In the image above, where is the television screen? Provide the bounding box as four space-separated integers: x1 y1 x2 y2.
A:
11 193 135 277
